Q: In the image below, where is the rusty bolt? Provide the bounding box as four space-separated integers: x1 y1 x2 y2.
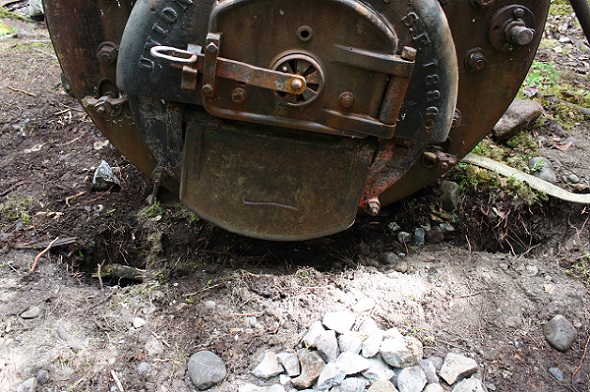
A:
231 88 246 104
367 199 381 217
470 0 494 8
465 50 487 72
290 79 303 92
206 43 218 54
401 46 417 61
96 42 118 65
339 92 354 108
202 84 214 97
508 25 535 46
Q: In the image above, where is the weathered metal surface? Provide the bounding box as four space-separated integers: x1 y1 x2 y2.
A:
44 0 552 240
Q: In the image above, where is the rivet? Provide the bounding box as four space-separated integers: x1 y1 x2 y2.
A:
401 46 417 61
291 79 303 91
231 88 246 104
202 84 214 97
339 92 354 108
206 43 218 54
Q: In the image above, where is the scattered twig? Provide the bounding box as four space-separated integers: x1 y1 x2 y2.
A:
16 237 77 250
65 191 86 206
184 283 224 297
30 237 59 272
571 333 590 392
7 86 37 97
111 370 124 392
0 180 27 196
97 262 104 293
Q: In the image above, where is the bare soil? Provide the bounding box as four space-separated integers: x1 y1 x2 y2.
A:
1 11 589 392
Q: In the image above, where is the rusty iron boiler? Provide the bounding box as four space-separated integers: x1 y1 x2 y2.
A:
45 0 550 240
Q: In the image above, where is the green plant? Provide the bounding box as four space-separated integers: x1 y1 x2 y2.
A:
0 195 35 226
141 201 162 219
524 61 560 91
567 252 590 286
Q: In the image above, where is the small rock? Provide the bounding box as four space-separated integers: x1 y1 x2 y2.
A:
439 353 478 385
338 332 363 354
367 380 398 392
335 352 371 375
413 228 425 246
340 377 370 392
528 157 557 184
423 384 444 392
133 317 146 328
380 252 400 265
380 335 423 368
440 181 460 212
549 367 564 382
425 356 444 371
92 160 121 191
252 351 284 379
204 300 216 310
492 99 543 141
267 384 287 392
439 223 455 233
393 261 408 273
362 357 395 382
20 306 42 319
569 174 581 184
303 321 326 347
486 383 497 391
277 352 300 377
397 366 427 392
16 378 37 392
145 337 164 357
291 351 325 389
525 264 539 276
137 362 150 377
361 330 384 358
316 329 340 363
239 383 267 392
188 351 227 390
316 362 347 390
425 227 444 244
323 311 356 334
388 222 401 233
418 359 439 384
451 377 487 392
543 314 577 352
36 369 49 385
397 231 411 244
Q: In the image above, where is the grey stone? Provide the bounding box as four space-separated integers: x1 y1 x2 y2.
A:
335 352 371 375
137 361 150 376
425 356 444 371
423 384 444 392
380 335 423 368
188 351 227 390
93 160 121 191
267 384 287 392
388 222 401 233
492 99 543 140
316 362 347 390
362 357 395 382
380 252 400 265
145 337 164 356
418 359 439 384
569 174 581 184
277 352 300 377
439 353 478 385
439 223 455 233
549 367 564 382
413 228 426 246
543 314 577 352
303 321 326 347
397 231 411 245
338 332 363 354
292 351 326 389
16 378 37 392
36 369 49 385
204 300 216 310
353 298 376 313
528 157 558 184
451 377 487 392
133 317 146 328
367 380 398 392
425 226 444 244
57 324 87 352
440 181 460 212
340 377 370 392
323 311 356 334
396 366 427 392
20 306 42 319
393 261 409 273
252 351 284 379
316 329 340 363
361 330 384 358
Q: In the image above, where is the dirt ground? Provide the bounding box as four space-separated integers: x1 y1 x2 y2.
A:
1 6 590 392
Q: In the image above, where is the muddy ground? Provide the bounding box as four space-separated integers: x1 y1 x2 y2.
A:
1 6 590 392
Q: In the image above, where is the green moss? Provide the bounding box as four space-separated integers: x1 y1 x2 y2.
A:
567 252 590 286
550 0 574 17
140 201 162 219
0 195 35 227
0 9 28 21
0 20 16 36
